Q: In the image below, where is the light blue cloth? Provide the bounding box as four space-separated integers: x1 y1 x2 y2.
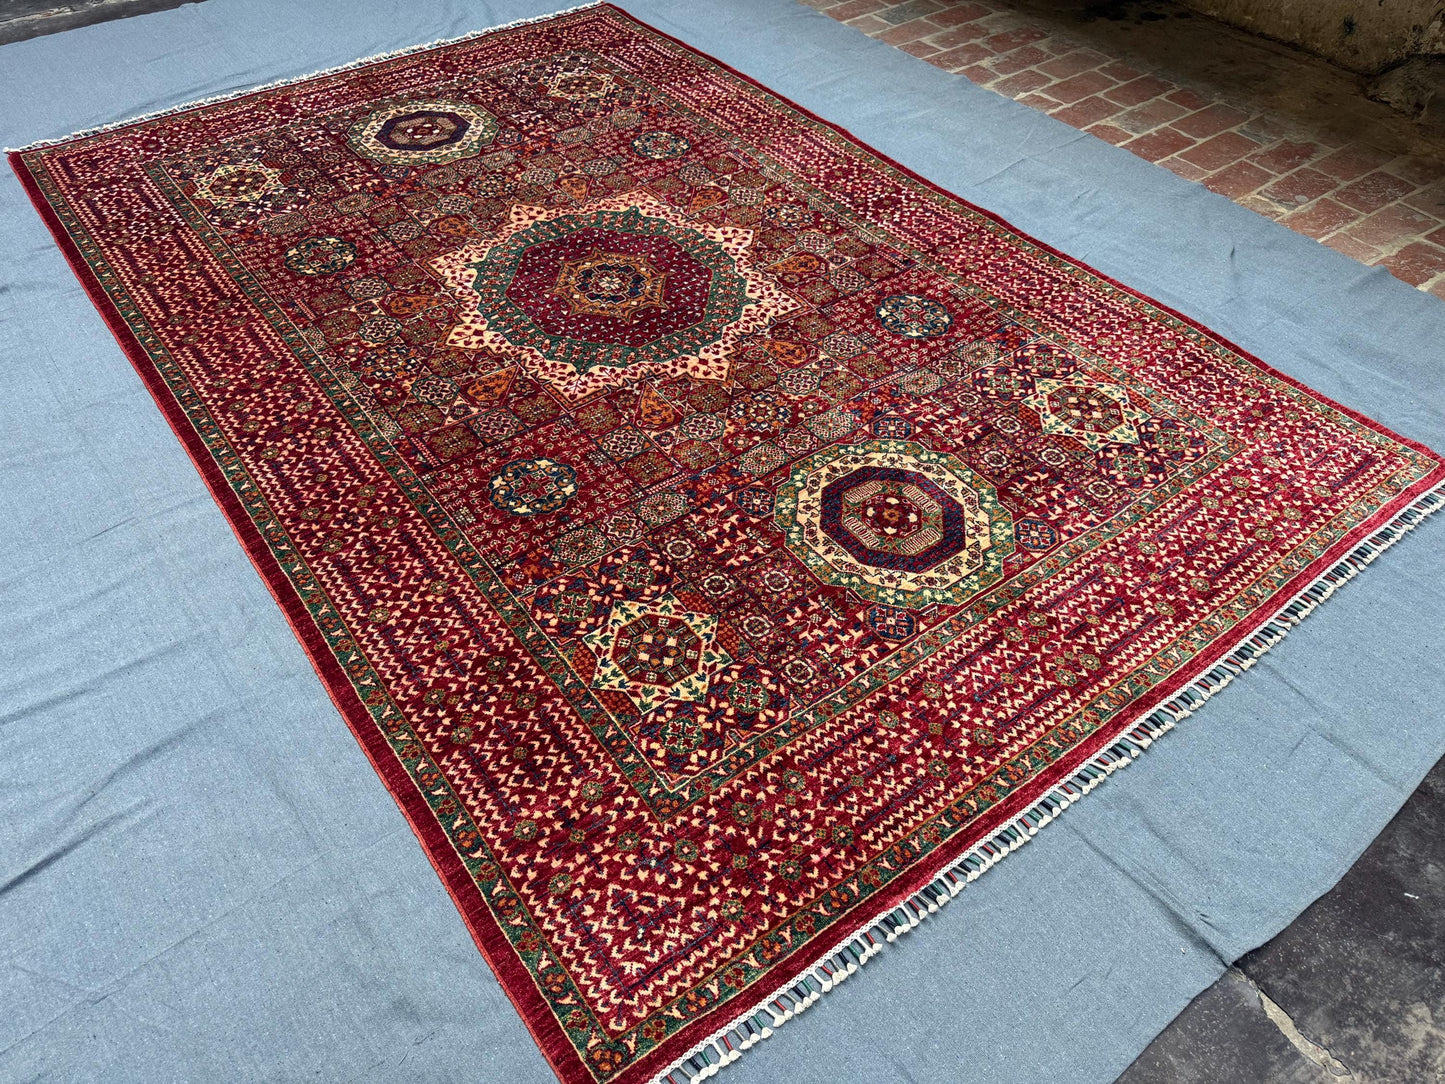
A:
1 2 1441 1081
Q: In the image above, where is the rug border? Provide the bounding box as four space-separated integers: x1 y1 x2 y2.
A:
9 4 1445 1082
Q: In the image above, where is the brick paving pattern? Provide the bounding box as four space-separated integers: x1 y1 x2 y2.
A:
801 0 1445 298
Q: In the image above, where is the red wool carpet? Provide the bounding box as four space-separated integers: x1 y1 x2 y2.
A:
12 5 1443 1081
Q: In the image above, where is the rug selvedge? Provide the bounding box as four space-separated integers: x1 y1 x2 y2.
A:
11 6 1444 1082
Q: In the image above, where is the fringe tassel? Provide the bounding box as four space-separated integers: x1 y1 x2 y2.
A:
650 480 1444 1084
4 1 604 152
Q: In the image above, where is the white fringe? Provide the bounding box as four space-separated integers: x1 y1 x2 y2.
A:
4 1 604 153
649 480 1445 1083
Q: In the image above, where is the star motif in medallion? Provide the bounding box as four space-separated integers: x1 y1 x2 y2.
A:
552 249 668 322
582 594 732 713
1024 377 1145 451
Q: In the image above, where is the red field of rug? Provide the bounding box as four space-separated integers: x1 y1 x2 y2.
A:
12 5 1443 1081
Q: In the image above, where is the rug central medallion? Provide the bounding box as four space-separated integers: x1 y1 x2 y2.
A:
777 440 1014 609
434 193 794 401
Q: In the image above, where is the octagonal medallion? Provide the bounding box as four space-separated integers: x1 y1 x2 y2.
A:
776 440 1014 610
194 162 283 206
553 248 668 321
347 98 499 166
612 613 702 687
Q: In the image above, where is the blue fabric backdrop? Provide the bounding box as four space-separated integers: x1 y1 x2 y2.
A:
1 2 1442 1081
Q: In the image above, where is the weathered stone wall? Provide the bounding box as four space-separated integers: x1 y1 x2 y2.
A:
1179 0 1444 72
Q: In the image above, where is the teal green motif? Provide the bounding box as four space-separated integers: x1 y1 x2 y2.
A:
465 204 755 374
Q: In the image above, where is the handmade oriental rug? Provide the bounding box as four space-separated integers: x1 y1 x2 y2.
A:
12 5 1444 1081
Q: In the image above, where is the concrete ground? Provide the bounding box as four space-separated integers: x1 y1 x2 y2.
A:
1120 756 1445 1083
5 0 1442 1081
0 0 196 44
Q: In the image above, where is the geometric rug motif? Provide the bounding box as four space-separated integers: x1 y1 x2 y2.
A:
12 6 1442 1082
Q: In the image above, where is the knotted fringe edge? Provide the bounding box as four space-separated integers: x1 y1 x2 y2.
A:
651 480 1444 1084
3 1 604 152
